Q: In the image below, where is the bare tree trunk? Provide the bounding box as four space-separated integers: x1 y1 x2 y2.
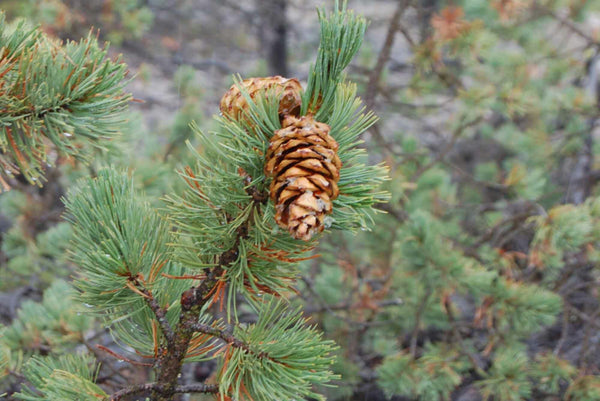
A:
418 0 439 43
258 0 289 76
565 53 600 204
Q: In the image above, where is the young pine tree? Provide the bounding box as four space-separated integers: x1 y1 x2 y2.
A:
3 3 388 401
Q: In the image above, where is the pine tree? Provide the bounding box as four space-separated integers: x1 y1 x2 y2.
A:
4 1 600 400
3 2 388 400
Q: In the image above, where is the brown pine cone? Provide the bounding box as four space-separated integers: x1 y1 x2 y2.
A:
265 115 341 241
219 76 302 124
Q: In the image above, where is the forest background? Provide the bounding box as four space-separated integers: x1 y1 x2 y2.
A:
2 0 600 400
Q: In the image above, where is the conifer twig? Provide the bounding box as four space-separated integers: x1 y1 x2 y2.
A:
363 0 410 151
304 298 404 314
364 0 410 110
110 382 218 401
151 209 253 401
190 323 248 350
408 116 483 183
96 345 153 367
0 20 131 186
443 297 488 378
543 8 600 48
554 304 570 356
139 288 175 345
110 383 158 401
173 383 219 394
410 286 432 357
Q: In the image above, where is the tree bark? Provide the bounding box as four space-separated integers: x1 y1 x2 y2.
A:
258 0 289 77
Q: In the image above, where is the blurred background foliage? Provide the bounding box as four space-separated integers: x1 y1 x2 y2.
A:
3 0 600 400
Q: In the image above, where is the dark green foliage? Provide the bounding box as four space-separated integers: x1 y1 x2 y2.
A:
299 1 600 400
378 345 469 401
478 349 532 401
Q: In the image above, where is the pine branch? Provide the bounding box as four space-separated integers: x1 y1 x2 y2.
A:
110 382 218 401
60 3 385 401
174 383 219 394
302 0 367 117
442 297 488 378
0 14 131 188
218 298 338 401
303 297 404 315
362 0 409 152
190 322 247 350
15 354 105 401
110 383 160 401
408 115 484 183
542 7 600 48
410 286 432 358
178 241 242 312
151 216 251 401
139 287 174 345
364 0 410 110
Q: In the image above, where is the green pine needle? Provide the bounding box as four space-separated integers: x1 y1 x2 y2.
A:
1 280 92 355
0 13 131 187
15 353 105 401
168 2 388 314
302 0 368 117
64 169 194 355
218 297 339 401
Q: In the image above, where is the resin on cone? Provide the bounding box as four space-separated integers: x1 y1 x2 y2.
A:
265 115 341 241
220 76 303 124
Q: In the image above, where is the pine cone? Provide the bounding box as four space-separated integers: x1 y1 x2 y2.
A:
265 115 341 241
220 76 302 123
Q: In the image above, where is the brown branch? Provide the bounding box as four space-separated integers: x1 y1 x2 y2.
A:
466 210 535 253
174 383 220 394
83 339 127 385
140 288 175 345
110 383 159 401
96 345 153 367
109 382 218 401
151 202 256 401
543 7 600 48
303 298 404 315
409 286 433 358
151 263 228 400
362 0 410 151
375 202 408 223
578 304 599 369
191 322 248 351
190 322 273 361
299 275 356 326
409 116 484 183
443 297 488 378
364 0 410 110
566 301 600 331
553 304 570 356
